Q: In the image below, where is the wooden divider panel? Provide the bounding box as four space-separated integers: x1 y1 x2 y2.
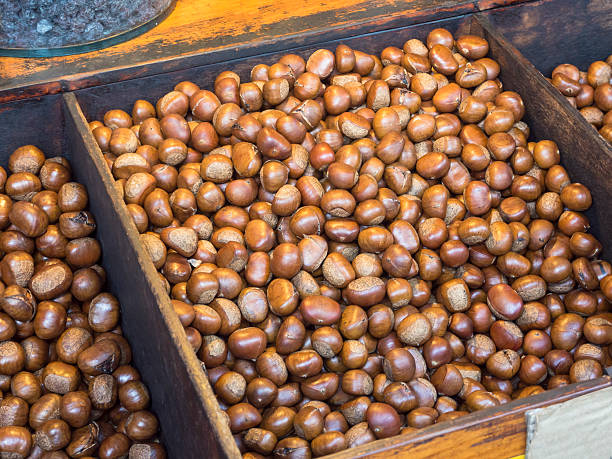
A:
71 9 612 458
473 13 612 254
63 92 240 458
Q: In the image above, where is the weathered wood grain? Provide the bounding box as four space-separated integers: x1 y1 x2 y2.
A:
327 377 611 459
481 0 612 75
0 94 239 459
0 96 65 156
474 9 612 253
63 93 240 459
0 0 531 102
2 2 612 458
74 14 474 121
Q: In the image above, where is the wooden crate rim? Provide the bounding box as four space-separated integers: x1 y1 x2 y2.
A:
69 7 612 458
0 2 608 457
0 0 535 103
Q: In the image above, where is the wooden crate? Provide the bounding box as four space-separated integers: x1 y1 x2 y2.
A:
482 0 611 76
71 7 612 459
479 0 612 245
0 1 611 457
0 95 236 458
0 0 531 102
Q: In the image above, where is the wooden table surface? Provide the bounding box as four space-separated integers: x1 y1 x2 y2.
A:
0 0 529 102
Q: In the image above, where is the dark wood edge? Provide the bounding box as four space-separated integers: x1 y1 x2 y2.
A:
327 12 612 458
0 0 536 102
469 12 612 254
62 92 240 459
327 376 612 458
71 14 475 124
55 8 612 458
473 13 612 158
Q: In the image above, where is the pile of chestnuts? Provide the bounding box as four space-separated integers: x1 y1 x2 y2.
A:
548 56 612 143
0 146 165 458
89 27 612 459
